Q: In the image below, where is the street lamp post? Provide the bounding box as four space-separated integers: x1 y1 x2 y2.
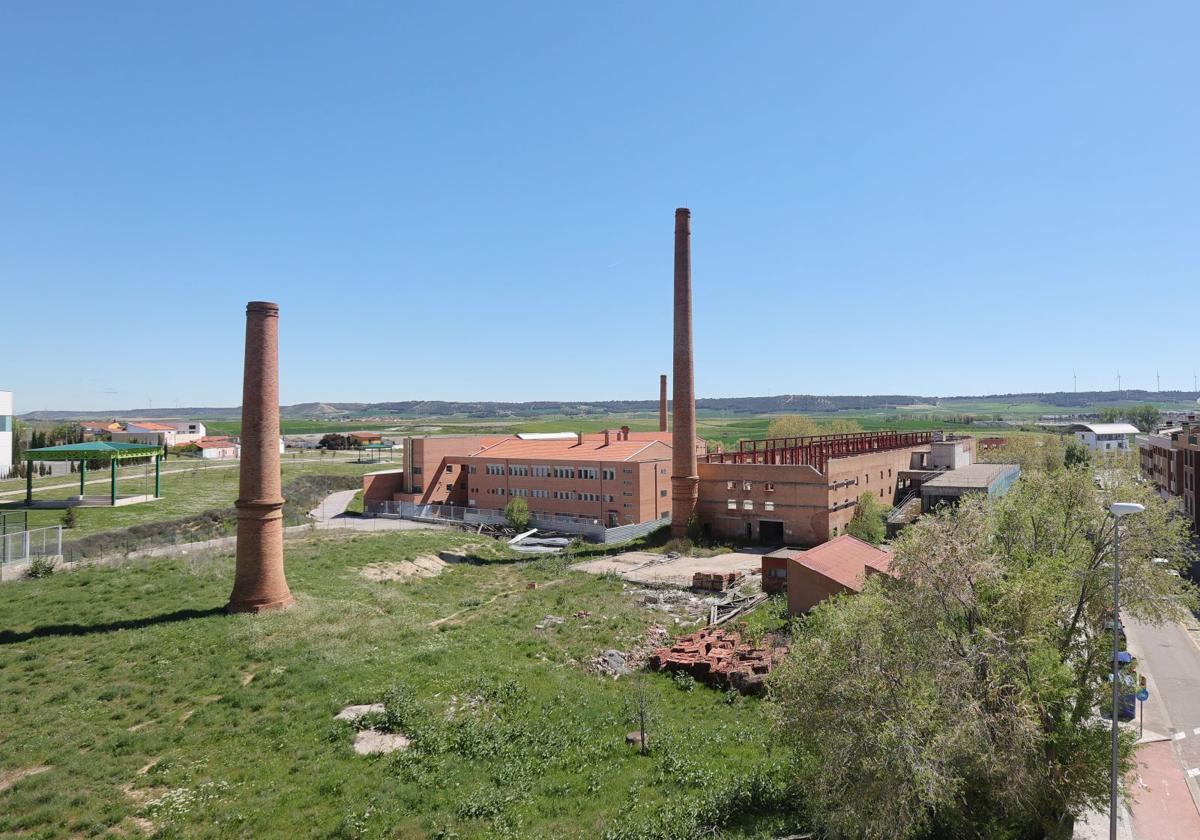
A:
1108 501 1145 840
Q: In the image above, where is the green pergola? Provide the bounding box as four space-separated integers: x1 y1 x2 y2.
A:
23 442 163 506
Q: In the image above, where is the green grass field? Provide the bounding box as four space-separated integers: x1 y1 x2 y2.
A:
0 530 800 838
0 458 390 543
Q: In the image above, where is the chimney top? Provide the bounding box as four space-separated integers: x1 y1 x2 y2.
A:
675 207 691 218
603 429 611 446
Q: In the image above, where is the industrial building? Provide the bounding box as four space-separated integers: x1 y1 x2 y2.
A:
695 431 977 545
919 462 1021 512
783 535 893 616
363 426 697 531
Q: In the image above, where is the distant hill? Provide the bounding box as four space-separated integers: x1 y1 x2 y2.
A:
18 390 1199 422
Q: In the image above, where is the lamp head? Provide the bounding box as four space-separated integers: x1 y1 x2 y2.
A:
1110 502 1146 518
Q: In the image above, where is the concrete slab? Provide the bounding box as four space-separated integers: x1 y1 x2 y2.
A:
572 549 766 587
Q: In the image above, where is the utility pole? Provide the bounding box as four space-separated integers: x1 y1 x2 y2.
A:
1157 370 1160 393
1073 371 1077 393
1117 371 1122 396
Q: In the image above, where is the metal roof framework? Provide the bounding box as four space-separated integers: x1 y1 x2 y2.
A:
22 442 163 505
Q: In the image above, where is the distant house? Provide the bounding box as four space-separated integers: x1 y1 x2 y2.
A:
167 421 207 445
195 437 239 460
349 432 383 446
785 535 893 616
80 421 122 441
111 421 178 447
1069 423 1140 453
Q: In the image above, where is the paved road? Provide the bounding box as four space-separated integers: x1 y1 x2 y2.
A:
1123 616 1200 835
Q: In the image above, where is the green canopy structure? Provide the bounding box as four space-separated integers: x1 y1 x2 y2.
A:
23 442 163 506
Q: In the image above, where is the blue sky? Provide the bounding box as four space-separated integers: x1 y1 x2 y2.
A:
2 2 1196 411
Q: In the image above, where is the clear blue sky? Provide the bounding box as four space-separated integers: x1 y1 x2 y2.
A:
2 2 1197 412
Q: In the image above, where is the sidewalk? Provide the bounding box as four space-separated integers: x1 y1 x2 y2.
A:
1113 616 1200 839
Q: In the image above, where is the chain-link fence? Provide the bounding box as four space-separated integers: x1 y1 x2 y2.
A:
0 525 63 579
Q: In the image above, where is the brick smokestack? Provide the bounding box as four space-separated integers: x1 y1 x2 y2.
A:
227 301 294 613
659 374 668 432
670 208 698 538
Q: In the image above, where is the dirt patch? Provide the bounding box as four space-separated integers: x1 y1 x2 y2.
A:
360 555 447 582
335 703 384 722
0 765 51 793
137 758 160 776
240 672 255 686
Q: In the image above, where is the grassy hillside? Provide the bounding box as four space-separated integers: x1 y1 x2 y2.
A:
0 530 800 838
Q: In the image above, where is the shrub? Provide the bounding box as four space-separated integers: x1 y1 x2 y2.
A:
672 671 696 693
504 497 530 531
382 683 418 732
25 556 57 579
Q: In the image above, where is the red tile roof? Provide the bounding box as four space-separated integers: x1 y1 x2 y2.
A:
470 436 671 463
126 421 178 431
792 535 892 592
195 436 237 450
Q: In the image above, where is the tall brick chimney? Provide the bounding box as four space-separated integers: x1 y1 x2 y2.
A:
227 301 294 614
670 209 698 538
659 374 668 432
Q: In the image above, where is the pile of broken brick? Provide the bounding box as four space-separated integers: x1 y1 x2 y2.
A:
647 627 787 695
691 571 745 592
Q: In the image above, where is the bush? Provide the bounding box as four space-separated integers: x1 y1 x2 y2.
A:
672 671 696 693
846 492 886 545
504 497 530 531
382 683 418 732
61 507 78 529
25 556 57 579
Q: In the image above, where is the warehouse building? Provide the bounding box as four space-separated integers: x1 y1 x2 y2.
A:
920 462 1021 512
693 431 978 546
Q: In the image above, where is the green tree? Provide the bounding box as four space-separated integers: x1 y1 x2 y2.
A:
766 415 821 439
1126 404 1161 433
504 496 530 530
846 491 886 545
1064 440 1091 468
828 418 864 435
772 468 1196 840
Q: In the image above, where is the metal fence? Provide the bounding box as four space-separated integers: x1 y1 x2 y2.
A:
1 525 64 569
364 500 669 544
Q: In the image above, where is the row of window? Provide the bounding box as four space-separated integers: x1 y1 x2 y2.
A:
473 464 627 479
727 500 776 511
727 480 775 492
483 487 618 502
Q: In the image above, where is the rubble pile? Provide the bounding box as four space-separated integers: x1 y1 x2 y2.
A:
691 571 745 592
589 624 671 679
647 628 787 695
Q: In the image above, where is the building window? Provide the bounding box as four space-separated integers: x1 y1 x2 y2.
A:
413 485 423 493
623 468 633 474
605 495 615 502
580 468 598 480
602 468 616 480
660 489 667 497
764 501 775 511
486 464 505 476
533 465 549 477
510 465 529 476
727 499 737 509
764 482 775 492
743 500 753 510
446 484 453 491
468 465 477 474
554 466 576 479
660 468 667 475
727 480 736 490
412 466 423 475
445 465 454 473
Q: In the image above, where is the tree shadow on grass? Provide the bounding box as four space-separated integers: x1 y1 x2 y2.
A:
0 606 226 645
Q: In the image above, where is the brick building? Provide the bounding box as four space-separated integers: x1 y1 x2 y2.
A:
1171 420 1200 535
1137 428 1184 500
694 431 976 546
363 428 701 527
784 535 893 615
